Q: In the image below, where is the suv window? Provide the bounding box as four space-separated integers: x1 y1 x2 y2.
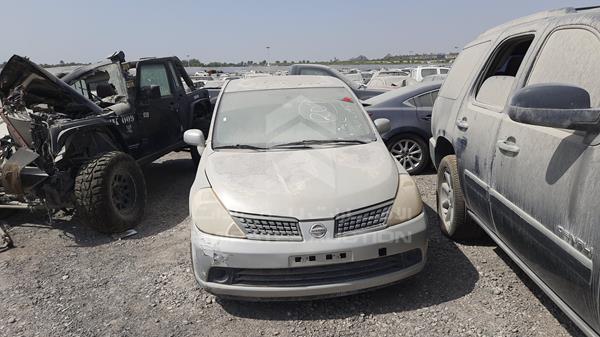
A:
439 41 491 100
474 35 534 109
168 62 182 90
139 63 172 97
440 68 449 74
527 28 600 107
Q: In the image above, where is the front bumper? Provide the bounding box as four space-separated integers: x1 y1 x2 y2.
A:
190 212 428 299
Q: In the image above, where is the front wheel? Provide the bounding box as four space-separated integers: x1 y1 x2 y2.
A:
436 155 482 240
74 151 147 233
388 134 429 175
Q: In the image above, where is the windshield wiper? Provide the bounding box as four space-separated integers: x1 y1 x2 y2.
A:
271 139 370 148
213 144 269 150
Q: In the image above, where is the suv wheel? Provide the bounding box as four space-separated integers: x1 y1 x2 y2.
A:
436 155 482 240
74 151 146 233
388 134 429 175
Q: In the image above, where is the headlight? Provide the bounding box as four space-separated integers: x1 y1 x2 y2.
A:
191 188 246 238
386 174 423 226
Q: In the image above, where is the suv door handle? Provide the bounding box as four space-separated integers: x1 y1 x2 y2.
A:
497 137 520 156
456 117 469 131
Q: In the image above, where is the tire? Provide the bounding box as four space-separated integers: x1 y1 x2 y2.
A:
74 151 146 233
436 155 482 240
191 146 200 167
387 134 429 175
0 209 15 219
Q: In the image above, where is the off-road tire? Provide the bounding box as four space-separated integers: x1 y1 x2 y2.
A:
191 146 200 167
74 151 146 233
436 155 482 240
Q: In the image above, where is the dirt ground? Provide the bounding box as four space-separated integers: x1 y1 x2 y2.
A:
0 152 585 337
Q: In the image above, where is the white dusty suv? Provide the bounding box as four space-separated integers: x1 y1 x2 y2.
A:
429 6 600 337
185 76 428 299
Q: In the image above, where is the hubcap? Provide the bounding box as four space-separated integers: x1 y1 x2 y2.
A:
390 139 423 173
438 169 454 231
111 172 136 213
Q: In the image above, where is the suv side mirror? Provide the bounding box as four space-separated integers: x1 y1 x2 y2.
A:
508 83 600 131
139 85 161 100
184 129 206 153
374 118 391 134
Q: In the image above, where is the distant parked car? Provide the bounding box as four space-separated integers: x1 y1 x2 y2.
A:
410 66 450 82
289 64 385 99
185 75 427 300
365 81 442 174
429 6 600 336
421 74 448 83
366 76 410 90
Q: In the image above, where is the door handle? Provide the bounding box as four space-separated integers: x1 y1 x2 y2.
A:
497 137 520 156
456 117 469 131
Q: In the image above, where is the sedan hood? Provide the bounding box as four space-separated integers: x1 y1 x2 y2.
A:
0 55 103 116
205 142 399 219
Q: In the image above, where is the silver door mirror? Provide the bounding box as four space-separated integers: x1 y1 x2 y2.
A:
184 129 206 152
374 118 391 134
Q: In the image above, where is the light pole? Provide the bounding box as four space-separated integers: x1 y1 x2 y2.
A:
266 46 271 67
186 54 190 67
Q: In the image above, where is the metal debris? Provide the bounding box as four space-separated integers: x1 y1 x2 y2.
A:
112 229 138 240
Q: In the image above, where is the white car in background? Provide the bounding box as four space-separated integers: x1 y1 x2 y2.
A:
185 75 428 299
410 66 450 82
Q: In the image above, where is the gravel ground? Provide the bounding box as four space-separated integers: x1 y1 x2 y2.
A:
0 152 585 337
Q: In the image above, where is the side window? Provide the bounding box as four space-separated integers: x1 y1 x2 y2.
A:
527 28 600 107
168 62 182 90
440 68 449 74
412 91 439 108
474 35 534 109
439 41 491 100
404 98 416 107
421 69 437 78
299 68 328 76
139 63 172 97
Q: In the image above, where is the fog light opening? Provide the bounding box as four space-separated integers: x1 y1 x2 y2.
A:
210 268 230 284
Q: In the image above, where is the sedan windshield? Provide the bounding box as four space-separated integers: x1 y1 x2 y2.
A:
212 87 376 149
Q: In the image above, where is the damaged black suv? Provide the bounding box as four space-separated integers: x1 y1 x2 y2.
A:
0 52 212 233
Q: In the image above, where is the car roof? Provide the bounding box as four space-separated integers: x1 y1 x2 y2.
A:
290 64 331 71
61 56 180 83
470 7 600 47
224 75 347 93
364 81 443 106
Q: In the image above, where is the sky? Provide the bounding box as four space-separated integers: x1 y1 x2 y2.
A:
0 0 595 64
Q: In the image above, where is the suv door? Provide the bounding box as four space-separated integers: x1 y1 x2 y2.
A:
136 61 181 155
490 27 600 332
456 34 535 228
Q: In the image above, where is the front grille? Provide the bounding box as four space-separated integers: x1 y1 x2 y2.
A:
334 201 393 236
231 213 302 241
207 249 422 287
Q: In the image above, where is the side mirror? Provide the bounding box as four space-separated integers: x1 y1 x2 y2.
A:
374 118 391 134
139 85 161 100
508 83 600 131
184 129 206 153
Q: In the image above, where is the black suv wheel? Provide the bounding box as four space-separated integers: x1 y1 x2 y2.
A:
74 151 146 233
